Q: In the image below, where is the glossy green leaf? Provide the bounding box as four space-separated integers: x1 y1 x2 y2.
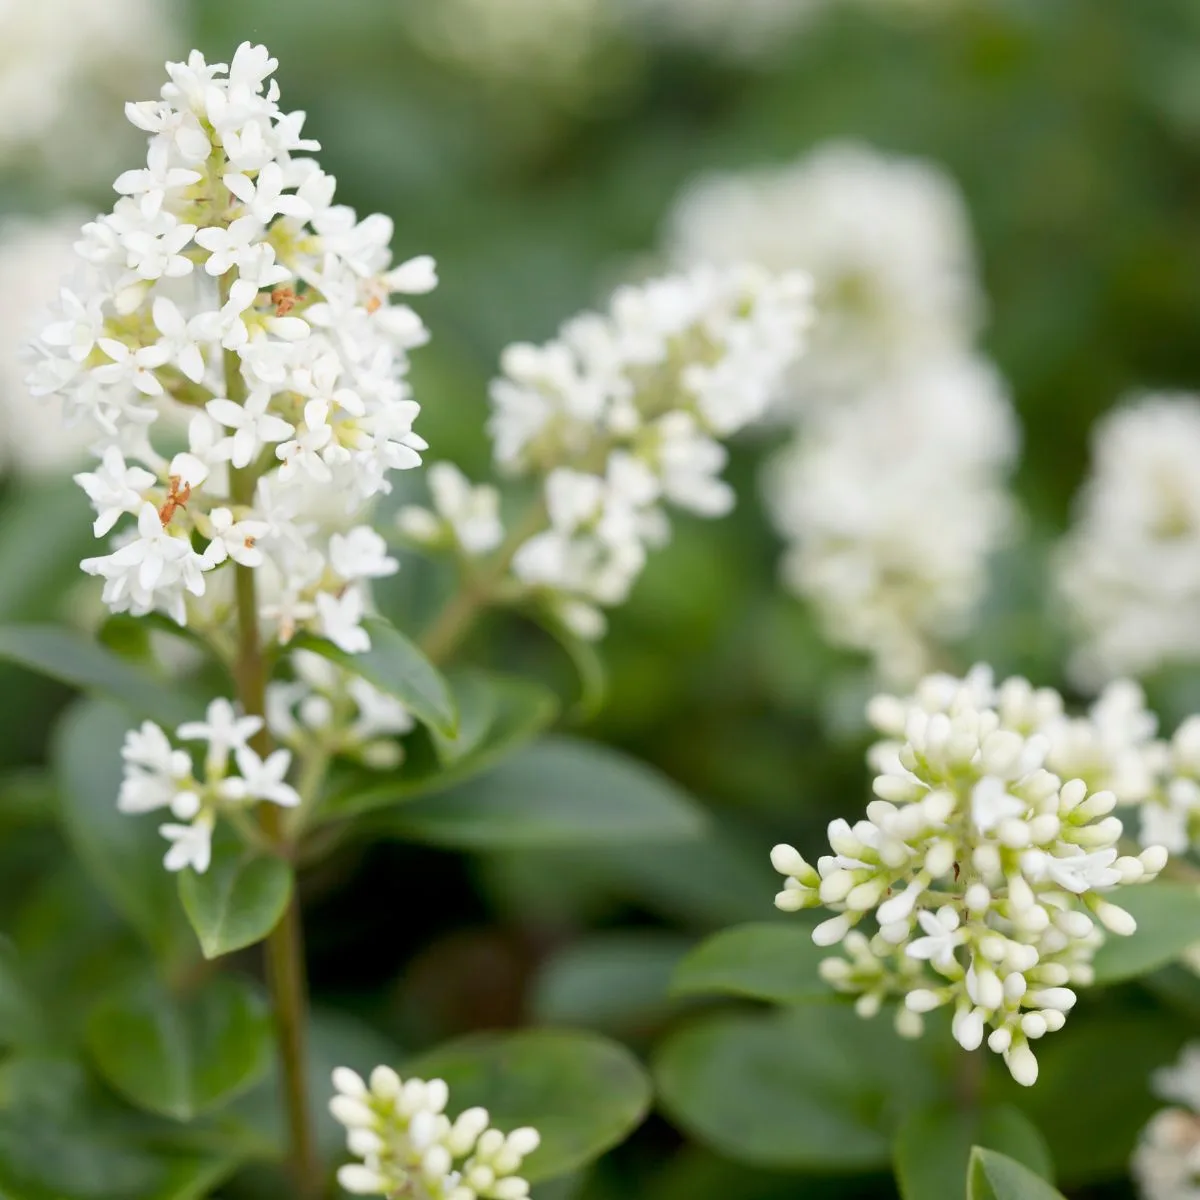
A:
177 836 293 960
85 976 272 1122
0 625 202 727
894 1104 1054 1200
653 1006 943 1170
968 1148 1068 1200
670 922 828 1003
52 698 192 960
294 616 457 736
531 932 692 1032
375 735 706 849
408 1030 651 1181
321 672 558 818
1091 881 1200 984
431 669 498 763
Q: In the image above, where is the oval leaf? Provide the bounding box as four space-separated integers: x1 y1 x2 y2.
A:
654 1006 943 1170
671 922 828 1003
532 932 692 1032
0 625 202 726
373 736 706 849
1092 881 1200 985
969 1148 1068 1200
407 1030 651 1182
178 836 293 960
86 976 272 1122
52 698 192 960
895 1104 1054 1200
323 673 559 820
294 617 457 737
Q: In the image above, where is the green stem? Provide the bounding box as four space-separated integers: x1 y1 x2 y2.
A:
222 274 320 1198
418 497 547 665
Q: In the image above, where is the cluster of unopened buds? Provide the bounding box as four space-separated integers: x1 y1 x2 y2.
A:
330 1066 541 1199
771 666 1169 1085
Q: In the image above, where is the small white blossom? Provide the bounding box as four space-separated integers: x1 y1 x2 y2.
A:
1134 1045 1200 1200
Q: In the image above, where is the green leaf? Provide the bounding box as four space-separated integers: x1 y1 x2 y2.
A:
375 735 706 849
0 938 44 1050
431 669 499 763
653 1006 944 1170
670 922 829 1003
993 1010 1191 1182
177 835 293 959
968 1148 1068 1200
293 616 457 736
531 932 692 1032
85 976 272 1122
1091 881 1200 984
0 625 202 727
321 672 558 818
408 1030 651 1182
535 612 608 722
52 698 192 960
894 1104 1054 1200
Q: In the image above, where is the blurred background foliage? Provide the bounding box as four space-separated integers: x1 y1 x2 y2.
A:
3 1 1200 1196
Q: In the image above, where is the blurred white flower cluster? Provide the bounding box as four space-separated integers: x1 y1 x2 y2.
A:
331 1066 541 1199
28 43 435 655
771 665 1167 1086
667 143 1015 682
1134 1045 1200 1200
0 0 176 184
402 265 812 639
623 0 825 62
0 214 98 475
1057 394 1200 689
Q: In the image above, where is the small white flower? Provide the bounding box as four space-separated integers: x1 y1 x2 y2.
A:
316 588 370 654
177 699 263 771
74 447 157 536
329 527 398 582
207 390 295 469
905 907 963 971
229 746 301 808
160 811 215 873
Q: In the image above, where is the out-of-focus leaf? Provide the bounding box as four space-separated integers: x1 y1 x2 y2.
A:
0 938 43 1050
431 669 498 762
894 1104 1054 1200
993 1010 1191 1182
293 617 457 737
408 1030 651 1182
670 922 828 1003
52 699 192 962
177 834 293 960
653 1006 944 1170
0 626 201 727
374 736 706 849
0 477 93 623
531 932 692 1031
968 1148 1068 1200
1091 882 1200 984
85 976 271 1122
322 673 558 818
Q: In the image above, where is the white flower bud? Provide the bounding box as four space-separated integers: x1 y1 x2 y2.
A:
1020 1012 1047 1039
338 1165 390 1194
1006 1041 1039 1087
1091 898 1137 936
812 914 854 946
906 989 946 1013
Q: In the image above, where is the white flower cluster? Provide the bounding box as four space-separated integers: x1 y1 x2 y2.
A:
1057 394 1200 688
0 0 176 183
330 1066 541 1199
771 666 1168 1086
666 143 981 407
268 648 415 772
665 142 1012 682
398 463 506 559
762 357 1019 682
28 43 435 655
1133 1045 1200 1200
123 654 416 871
120 699 299 873
482 264 812 637
0 214 99 475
